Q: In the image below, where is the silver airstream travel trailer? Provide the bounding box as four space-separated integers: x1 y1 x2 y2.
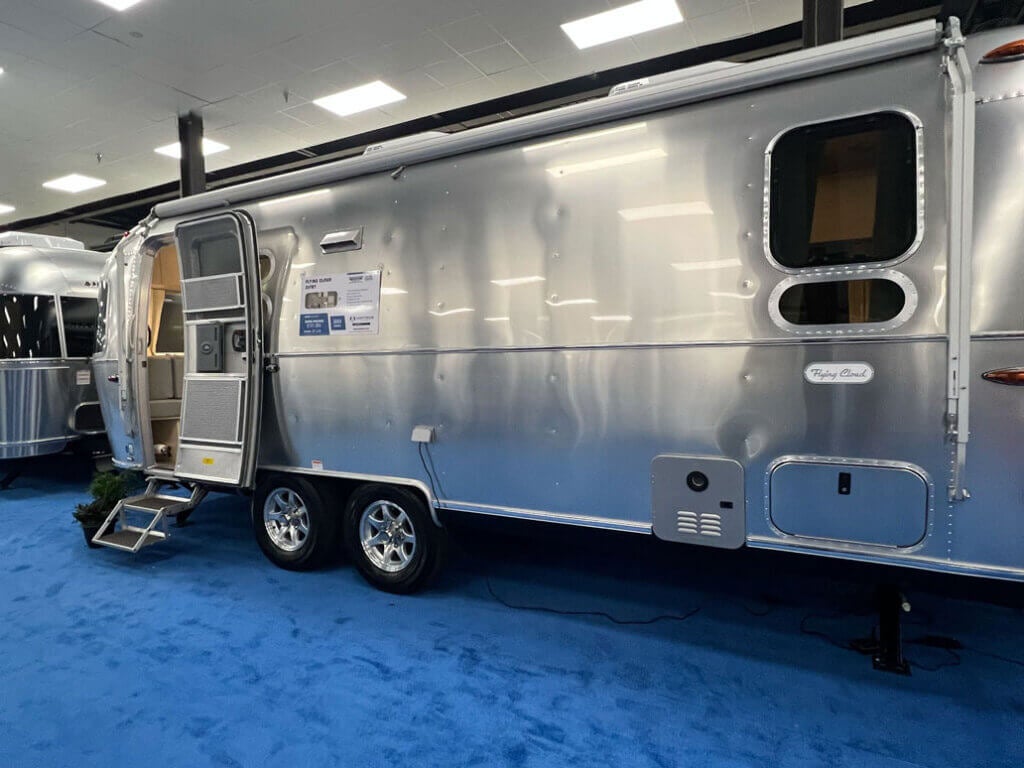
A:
92 19 1024 592
0 233 106 466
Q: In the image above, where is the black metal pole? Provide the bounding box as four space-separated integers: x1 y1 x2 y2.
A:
873 584 911 675
177 111 206 198
803 0 844 47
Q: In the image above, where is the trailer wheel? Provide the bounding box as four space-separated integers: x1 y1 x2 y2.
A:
343 484 446 594
252 474 337 571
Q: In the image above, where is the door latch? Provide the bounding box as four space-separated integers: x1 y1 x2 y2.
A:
231 329 247 352
264 354 280 374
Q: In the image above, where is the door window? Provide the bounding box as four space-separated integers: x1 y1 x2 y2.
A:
60 296 99 358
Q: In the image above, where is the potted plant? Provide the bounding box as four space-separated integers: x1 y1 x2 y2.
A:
74 471 136 548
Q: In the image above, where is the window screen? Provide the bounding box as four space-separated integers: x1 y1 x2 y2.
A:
769 113 918 269
778 279 906 326
155 294 184 354
60 297 99 358
0 294 60 359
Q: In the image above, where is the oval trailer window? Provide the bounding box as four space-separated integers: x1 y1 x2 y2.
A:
777 278 906 325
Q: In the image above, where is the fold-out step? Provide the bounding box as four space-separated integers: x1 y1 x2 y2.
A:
91 479 207 554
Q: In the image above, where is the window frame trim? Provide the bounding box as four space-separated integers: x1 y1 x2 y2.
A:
768 268 919 336
762 108 925 275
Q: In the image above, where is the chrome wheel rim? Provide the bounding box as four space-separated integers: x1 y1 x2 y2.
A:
359 500 417 573
263 488 310 553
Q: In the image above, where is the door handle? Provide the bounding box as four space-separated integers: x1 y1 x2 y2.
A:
107 374 119 383
231 329 247 352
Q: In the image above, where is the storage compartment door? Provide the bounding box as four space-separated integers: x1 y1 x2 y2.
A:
173 213 262 486
769 460 928 547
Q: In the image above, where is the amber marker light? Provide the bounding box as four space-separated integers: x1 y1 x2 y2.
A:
981 40 1024 63
981 368 1024 385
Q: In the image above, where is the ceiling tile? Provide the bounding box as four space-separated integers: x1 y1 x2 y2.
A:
687 4 754 46
0 0 84 43
465 43 528 76
749 0 802 31
433 15 504 54
425 58 484 87
486 65 548 94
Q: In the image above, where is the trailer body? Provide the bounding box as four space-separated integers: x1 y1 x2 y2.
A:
93 21 1024 581
0 234 106 459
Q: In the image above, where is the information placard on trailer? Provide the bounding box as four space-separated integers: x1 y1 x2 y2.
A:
299 270 381 336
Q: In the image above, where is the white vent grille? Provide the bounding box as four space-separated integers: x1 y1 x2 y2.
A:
676 510 722 538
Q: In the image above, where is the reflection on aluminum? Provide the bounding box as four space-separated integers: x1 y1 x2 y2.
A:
545 298 597 307
671 258 742 272
653 311 733 323
546 148 667 177
258 189 331 208
618 201 714 220
522 122 647 153
491 276 546 287
591 315 633 322
428 308 475 317
381 287 408 295
709 290 757 300
291 262 316 269
485 317 510 322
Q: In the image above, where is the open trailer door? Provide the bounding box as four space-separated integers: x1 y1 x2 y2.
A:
172 212 263 487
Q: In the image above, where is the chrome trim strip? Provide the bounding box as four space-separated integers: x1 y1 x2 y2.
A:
154 22 941 220
441 499 652 534
272 334 947 360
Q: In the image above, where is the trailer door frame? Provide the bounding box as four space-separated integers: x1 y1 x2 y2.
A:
172 211 263 487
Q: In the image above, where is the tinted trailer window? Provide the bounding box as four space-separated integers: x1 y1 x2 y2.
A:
0 294 60 359
769 112 918 269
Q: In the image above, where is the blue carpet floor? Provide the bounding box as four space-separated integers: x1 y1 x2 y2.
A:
1 460 1022 768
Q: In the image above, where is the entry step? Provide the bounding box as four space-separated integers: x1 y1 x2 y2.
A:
122 494 193 513
91 478 207 554
93 527 168 552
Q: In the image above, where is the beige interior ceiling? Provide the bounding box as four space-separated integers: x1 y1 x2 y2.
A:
0 0 864 225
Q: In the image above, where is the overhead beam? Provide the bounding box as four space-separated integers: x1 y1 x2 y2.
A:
804 0 845 46
178 111 206 197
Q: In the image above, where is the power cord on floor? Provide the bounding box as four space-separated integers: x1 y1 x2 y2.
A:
485 577 701 626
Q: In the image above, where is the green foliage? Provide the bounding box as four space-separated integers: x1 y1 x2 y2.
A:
73 471 141 526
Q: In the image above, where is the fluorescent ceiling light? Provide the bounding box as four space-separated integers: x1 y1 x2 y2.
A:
43 174 106 193
314 81 406 117
547 148 666 178
522 123 646 153
429 308 475 317
671 258 742 272
562 0 683 50
591 315 633 322
381 287 408 295
491 276 545 287
545 298 597 307
154 138 230 159
619 202 714 220
0 203 15 215
92 0 147 10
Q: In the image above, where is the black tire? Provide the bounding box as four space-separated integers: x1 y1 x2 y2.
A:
252 474 338 571
342 484 447 594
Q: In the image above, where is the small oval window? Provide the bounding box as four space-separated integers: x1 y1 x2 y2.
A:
778 278 906 326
